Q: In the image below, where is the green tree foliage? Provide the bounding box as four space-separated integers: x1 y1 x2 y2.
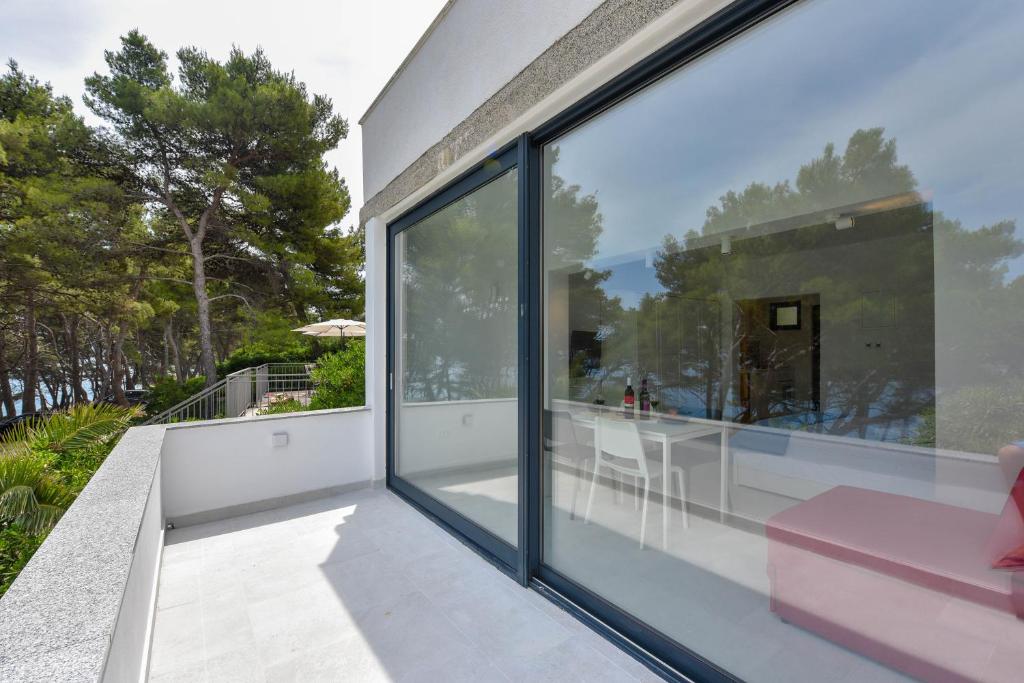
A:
0 60 109 413
643 128 1022 450
0 44 364 417
2 403 142 489
0 404 137 595
84 32 358 386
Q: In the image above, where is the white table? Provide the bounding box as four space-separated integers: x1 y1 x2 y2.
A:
572 414 729 549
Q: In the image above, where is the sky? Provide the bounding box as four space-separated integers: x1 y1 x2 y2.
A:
0 0 449 226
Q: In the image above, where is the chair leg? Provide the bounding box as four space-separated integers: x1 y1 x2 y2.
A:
639 477 650 549
569 461 581 521
614 470 622 505
634 474 641 511
584 458 602 524
675 469 689 529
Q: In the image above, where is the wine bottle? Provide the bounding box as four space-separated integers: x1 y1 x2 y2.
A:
638 378 651 419
623 377 635 419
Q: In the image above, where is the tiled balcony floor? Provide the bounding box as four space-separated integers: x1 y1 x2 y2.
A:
148 487 655 682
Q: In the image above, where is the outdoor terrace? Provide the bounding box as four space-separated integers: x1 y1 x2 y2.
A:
148 487 652 682
0 406 659 683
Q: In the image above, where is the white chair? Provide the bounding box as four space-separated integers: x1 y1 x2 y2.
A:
584 417 687 548
545 410 593 520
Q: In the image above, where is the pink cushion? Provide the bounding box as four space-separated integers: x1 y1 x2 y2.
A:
987 467 1024 568
995 544 1024 569
766 486 1015 614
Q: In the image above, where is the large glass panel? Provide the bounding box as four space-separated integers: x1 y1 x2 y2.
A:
394 170 519 546
542 1 1024 680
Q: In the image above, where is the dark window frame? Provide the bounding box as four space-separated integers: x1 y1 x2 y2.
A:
386 142 523 577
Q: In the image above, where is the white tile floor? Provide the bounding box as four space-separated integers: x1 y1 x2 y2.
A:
385 455 911 683
148 488 658 682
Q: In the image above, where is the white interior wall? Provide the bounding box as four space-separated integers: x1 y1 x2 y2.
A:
396 399 517 475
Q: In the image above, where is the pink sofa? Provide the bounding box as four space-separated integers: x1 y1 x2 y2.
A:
766 484 1024 683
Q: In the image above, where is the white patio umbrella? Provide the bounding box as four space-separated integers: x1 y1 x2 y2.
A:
292 318 366 338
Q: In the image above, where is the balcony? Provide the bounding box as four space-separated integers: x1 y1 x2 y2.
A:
2 388 1017 682
148 487 650 682
0 407 654 683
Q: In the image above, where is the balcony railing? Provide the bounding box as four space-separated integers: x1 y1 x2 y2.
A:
144 363 314 425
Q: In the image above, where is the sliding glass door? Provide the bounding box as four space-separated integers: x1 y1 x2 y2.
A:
538 0 1024 681
388 0 1024 679
389 154 520 566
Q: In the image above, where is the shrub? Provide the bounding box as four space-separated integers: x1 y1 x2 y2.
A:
0 456 75 534
145 376 207 417
308 341 365 410
0 403 138 596
259 398 307 416
217 340 319 377
0 526 46 595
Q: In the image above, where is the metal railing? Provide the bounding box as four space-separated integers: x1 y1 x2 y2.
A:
144 363 315 425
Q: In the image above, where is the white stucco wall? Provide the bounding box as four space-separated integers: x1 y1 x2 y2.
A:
364 216 388 483
360 0 603 199
105 466 162 683
160 408 374 521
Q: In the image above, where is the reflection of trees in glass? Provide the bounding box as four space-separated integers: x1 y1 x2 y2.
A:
545 126 1022 452
644 127 1023 450
401 172 518 402
543 148 621 402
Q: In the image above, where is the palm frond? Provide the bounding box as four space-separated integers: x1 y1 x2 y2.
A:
0 416 40 449
23 404 141 455
0 455 74 534
0 485 39 521
22 504 67 535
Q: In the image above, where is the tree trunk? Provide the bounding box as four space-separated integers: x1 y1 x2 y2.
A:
0 329 14 417
88 334 104 401
135 330 147 387
109 330 128 407
21 289 38 414
36 379 48 411
190 237 218 386
168 320 186 382
40 372 59 411
160 321 170 378
63 314 87 402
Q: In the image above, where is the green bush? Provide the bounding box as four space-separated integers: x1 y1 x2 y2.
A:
0 404 138 596
145 376 207 416
217 341 320 377
308 341 365 410
259 398 307 416
0 526 46 595
0 455 75 533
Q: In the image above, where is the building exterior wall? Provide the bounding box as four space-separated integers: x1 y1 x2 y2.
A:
360 0 603 201
359 0 734 227
360 0 731 485
161 408 374 523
